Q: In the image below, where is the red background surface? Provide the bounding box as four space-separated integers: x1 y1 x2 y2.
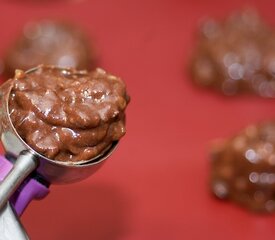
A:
1 0 275 239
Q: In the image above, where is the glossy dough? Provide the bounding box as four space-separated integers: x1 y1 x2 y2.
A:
9 66 129 162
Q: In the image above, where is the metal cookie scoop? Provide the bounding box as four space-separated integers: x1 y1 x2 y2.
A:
0 67 120 239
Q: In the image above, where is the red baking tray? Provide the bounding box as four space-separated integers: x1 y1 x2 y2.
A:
1 0 275 239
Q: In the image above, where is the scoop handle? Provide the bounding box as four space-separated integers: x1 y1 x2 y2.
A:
0 151 38 211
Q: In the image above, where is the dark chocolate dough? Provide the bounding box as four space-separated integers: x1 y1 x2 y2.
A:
211 122 275 212
9 65 129 162
4 20 96 77
190 10 275 97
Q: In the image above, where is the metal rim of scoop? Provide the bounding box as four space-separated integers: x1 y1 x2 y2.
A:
5 65 119 167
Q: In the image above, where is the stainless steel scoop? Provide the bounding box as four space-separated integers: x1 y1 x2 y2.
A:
0 67 119 211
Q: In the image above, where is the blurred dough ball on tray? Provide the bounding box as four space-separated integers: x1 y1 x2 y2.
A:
190 9 275 97
211 122 275 212
3 20 97 78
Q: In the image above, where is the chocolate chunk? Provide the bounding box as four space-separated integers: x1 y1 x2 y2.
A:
211 122 275 212
3 20 96 77
9 65 129 162
190 10 275 97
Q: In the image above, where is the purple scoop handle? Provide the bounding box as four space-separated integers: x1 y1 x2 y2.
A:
0 155 13 181
0 155 49 216
10 178 49 216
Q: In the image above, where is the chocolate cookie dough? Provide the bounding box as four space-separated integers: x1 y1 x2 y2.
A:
211 122 275 212
3 20 95 77
190 10 275 97
8 65 129 162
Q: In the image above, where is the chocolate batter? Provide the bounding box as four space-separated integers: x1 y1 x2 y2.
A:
4 20 95 77
9 65 129 162
211 122 275 212
190 10 275 97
